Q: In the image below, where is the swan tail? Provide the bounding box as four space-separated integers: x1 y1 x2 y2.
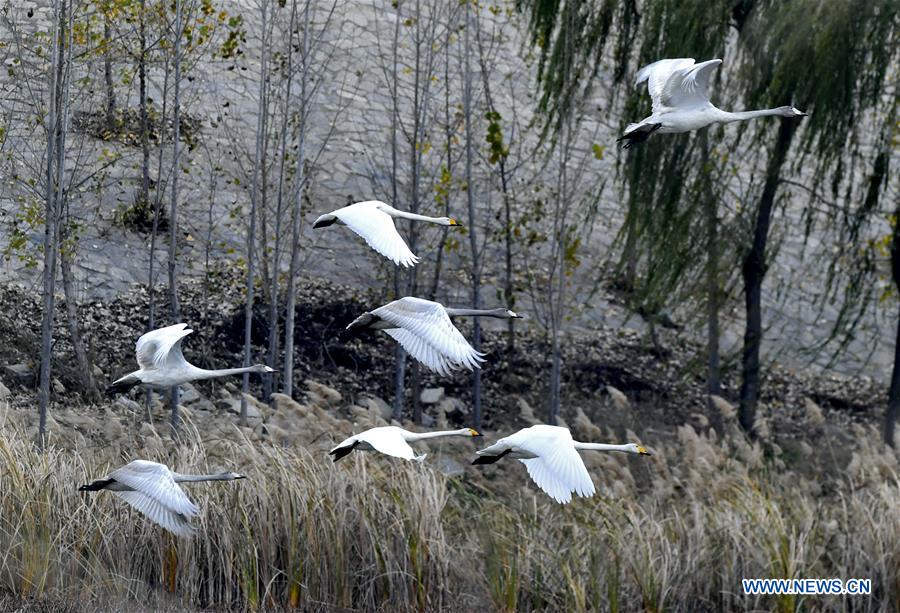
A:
313 214 338 229
79 478 114 492
329 440 359 462
105 375 141 396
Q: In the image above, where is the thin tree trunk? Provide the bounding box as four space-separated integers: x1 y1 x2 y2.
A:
168 0 184 434
38 0 67 449
59 234 98 399
886 299 900 447
283 0 310 399
241 0 269 425
701 130 720 400
738 118 796 434
103 13 115 131
390 1 404 421
463 0 482 430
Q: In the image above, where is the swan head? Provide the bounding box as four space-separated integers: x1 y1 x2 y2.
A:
221 472 247 480
625 443 652 456
251 364 276 374
506 309 522 319
464 428 482 437
442 217 462 227
779 106 807 117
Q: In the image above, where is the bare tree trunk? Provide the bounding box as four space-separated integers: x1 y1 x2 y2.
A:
463 0 482 430
138 0 150 214
700 130 720 401
59 233 98 399
168 0 185 434
390 1 405 421
283 0 311 398
103 12 116 131
241 0 269 425
738 118 796 434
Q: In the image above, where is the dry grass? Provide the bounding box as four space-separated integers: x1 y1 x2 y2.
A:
0 400 897 612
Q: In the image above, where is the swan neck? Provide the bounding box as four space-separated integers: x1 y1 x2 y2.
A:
445 307 505 318
192 366 257 380
404 429 469 442
573 442 631 453
173 473 235 482
391 210 444 224
719 108 783 123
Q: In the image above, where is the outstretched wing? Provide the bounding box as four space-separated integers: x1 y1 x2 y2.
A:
113 491 196 538
373 297 485 375
358 427 420 461
658 59 722 110
135 324 192 370
635 58 695 113
332 201 419 268
109 460 200 518
514 426 595 504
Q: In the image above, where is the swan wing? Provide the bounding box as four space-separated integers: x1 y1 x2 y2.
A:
109 460 200 517
635 58 695 113
113 491 196 538
332 201 419 268
135 323 193 370
374 297 486 374
513 426 596 504
659 58 722 110
357 427 420 461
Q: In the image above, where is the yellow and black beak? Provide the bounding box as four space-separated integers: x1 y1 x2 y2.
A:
449 218 462 227
638 445 652 456
469 428 482 437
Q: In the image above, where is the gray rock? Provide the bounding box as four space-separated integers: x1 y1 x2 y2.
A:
0 381 10 399
420 387 445 405
221 397 261 419
115 396 142 413
3 363 33 387
363 395 393 421
179 383 201 404
435 457 465 478
420 412 436 427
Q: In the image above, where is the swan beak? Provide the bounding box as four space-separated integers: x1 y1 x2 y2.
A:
235 474 248 480
637 446 652 456
449 218 462 227
509 311 522 318
264 366 276 373
468 428 482 437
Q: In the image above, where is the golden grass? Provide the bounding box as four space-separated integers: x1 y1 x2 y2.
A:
0 401 897 612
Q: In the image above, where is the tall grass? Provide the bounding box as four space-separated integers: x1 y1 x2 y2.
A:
0 402 897 611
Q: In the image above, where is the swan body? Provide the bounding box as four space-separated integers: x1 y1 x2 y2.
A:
347 296 520 375
106 323 275 395
619 58 806 148
472 425 651 504
329 426 481 462
79 459 246 537
313 200 461 267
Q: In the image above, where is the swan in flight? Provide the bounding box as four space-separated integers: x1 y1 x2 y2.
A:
106 323 275 395
618 58 806 148
347 296 521 375
329 425 481 462
313 200 461 267
79 460 246 537
472 425 652 504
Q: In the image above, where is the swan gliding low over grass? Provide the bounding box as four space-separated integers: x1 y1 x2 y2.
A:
79 460 246 537
473 425 652 504
313 200 461 267
618 57 807 148
106 323 275 395
330 426 482 462
347 296 521 375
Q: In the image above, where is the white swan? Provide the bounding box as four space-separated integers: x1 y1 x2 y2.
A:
618 58 806 148
472 425 652 504
79 459 246 537
106 323 275 395
312 200 461 267
347 296 521 375
329 425 482 462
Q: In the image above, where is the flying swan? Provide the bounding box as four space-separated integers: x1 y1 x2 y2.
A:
106 323 275 395
329 425 482 462
313 200 461 267
618 58 806 148
347 296 521 375
472 425 652 504
79 459 246 537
